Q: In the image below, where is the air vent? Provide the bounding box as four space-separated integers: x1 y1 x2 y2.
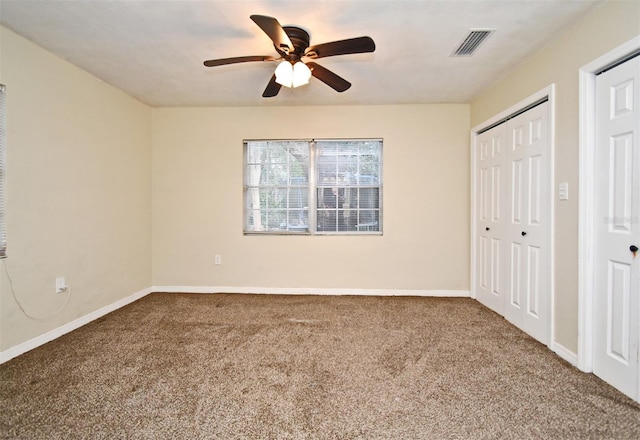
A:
451 29 495 57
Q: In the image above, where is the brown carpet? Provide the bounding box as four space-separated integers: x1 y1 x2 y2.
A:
1 293 639 439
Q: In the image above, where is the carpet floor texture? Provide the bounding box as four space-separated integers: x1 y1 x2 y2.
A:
1 293 639 439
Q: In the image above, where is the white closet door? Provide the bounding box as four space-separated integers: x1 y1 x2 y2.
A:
594 56 640 400
503 102 550 344
474 100 551 345
476 123 507 315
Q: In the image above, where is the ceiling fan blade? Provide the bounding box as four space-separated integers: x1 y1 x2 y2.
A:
250 15 294 53
305 36 375 59
306 62 351 92
262 74 282 98
204 55 278 67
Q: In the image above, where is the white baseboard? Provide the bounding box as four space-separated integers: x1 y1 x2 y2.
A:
551 340 578 367
0 287 153 364
151 286 471 297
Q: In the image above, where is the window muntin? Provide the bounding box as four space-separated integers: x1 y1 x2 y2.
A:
244 139 382 235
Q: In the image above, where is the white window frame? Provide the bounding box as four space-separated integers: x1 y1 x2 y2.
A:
243 138 383 235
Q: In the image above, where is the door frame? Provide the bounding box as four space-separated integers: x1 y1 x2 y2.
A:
470 84 556 348
578 35 640 379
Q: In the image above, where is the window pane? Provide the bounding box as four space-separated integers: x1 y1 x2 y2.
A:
338 209 356 231
267 209 287 230
261 164 289 186
317 162 337 184
338 161 357 184
317 187 339 209
357 210 379 231
315 140 382 234
358 187 380 209
358 165 379 184
288 185 308 208
287 210 309 232
244 140 310 233
317 209 337 231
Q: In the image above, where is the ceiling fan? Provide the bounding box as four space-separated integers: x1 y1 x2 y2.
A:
203 15 376 98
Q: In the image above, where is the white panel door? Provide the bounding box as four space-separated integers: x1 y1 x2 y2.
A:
594 56 640 400
505 102 551 343
504 103 551 344
474 100 551 345
476 123 507 315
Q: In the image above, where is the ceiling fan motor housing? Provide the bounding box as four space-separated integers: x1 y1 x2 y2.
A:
280 26 310 60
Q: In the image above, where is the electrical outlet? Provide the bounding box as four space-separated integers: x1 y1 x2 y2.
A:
214 255 222 265
55 277 67 294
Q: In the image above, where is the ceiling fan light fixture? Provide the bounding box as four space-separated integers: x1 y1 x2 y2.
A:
274 61 293 86
275 61 311 88
292 61 311 87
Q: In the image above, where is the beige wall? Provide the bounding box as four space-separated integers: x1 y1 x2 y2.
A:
0 27 152 350
152 105 470 291
470 0 640 352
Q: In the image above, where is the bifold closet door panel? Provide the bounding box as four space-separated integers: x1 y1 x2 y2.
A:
503 102 551 345
475 123 507 316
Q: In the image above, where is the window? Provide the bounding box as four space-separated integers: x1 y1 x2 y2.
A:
0 85 6 257
244 139 382 235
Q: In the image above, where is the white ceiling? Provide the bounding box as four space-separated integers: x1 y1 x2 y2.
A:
0 0 603 107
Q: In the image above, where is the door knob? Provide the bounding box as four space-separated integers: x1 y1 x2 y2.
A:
485 227 490 231
521 231 527 236
631 245 638 253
